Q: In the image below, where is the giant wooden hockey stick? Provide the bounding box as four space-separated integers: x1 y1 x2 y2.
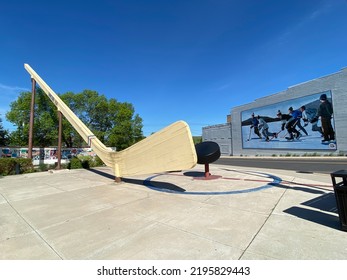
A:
24 64 197 178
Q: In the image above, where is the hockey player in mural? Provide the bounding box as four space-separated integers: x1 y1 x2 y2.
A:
249 113 262 139
310 93 335 144
288 106 308 137
300 105 323 137
257 115 278 142
241 91 336 150
276 110 301 141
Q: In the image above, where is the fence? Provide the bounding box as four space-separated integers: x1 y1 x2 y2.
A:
0 147 97 165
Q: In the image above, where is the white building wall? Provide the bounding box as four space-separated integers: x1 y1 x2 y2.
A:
202 123 232 155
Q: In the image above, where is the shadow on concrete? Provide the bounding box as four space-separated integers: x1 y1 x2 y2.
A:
275 183 327 194
284 192 340 230
86 168 186 193
302 193 338 214
141 179 186 193
183 171 206 178
87 168 115 180
284 206 340 230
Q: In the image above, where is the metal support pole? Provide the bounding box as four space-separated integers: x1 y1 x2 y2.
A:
204 163 210 178
28 78 36 159
57 111 63 169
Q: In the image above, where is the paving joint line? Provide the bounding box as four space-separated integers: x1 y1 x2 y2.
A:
238 185 289 260
1 194 64 260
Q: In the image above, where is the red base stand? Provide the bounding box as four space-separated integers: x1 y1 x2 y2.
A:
194 163 222 180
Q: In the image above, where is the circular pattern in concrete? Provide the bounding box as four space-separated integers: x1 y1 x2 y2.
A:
144 168 282 195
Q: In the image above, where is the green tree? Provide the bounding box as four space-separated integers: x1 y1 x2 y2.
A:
6 89 58 146
59 92 85 147
193 136 202 145
0 116 9 146
60 91 144 149
106 101 144 149
6 88 144 149
62 90 110 146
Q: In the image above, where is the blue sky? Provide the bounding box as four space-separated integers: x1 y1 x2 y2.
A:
1 0 347 136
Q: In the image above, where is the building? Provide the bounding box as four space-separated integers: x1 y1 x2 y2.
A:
202 123 232 155
203 67 347 156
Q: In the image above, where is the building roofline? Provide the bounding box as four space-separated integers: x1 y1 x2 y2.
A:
233 66 347 107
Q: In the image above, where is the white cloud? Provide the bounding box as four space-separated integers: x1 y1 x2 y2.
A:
276 2 333 45
207 83 231 93
0 83 29 92
0 83 30 131
215 84 231 91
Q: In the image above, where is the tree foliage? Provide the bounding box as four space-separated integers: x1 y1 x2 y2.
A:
6 89 58 147
0 116 9 146
6 88 144 149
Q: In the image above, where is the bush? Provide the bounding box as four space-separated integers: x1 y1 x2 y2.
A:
38 163 49 172
81 159 90 169
60 163 69 169
0 158 34 176
77 155 91 169
67 155 105 170
93 155 105 167
0 158 16 175
16 158 35 174
69 157 83 169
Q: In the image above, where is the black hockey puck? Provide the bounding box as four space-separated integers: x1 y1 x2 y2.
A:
195 141 221 164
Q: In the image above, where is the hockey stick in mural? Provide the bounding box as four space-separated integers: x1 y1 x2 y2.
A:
24 64 197 179
246 127 252 141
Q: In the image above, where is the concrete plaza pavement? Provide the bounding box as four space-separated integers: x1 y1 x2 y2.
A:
0 162 346 260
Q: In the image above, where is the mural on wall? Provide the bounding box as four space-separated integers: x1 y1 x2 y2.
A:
241 91 336 150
